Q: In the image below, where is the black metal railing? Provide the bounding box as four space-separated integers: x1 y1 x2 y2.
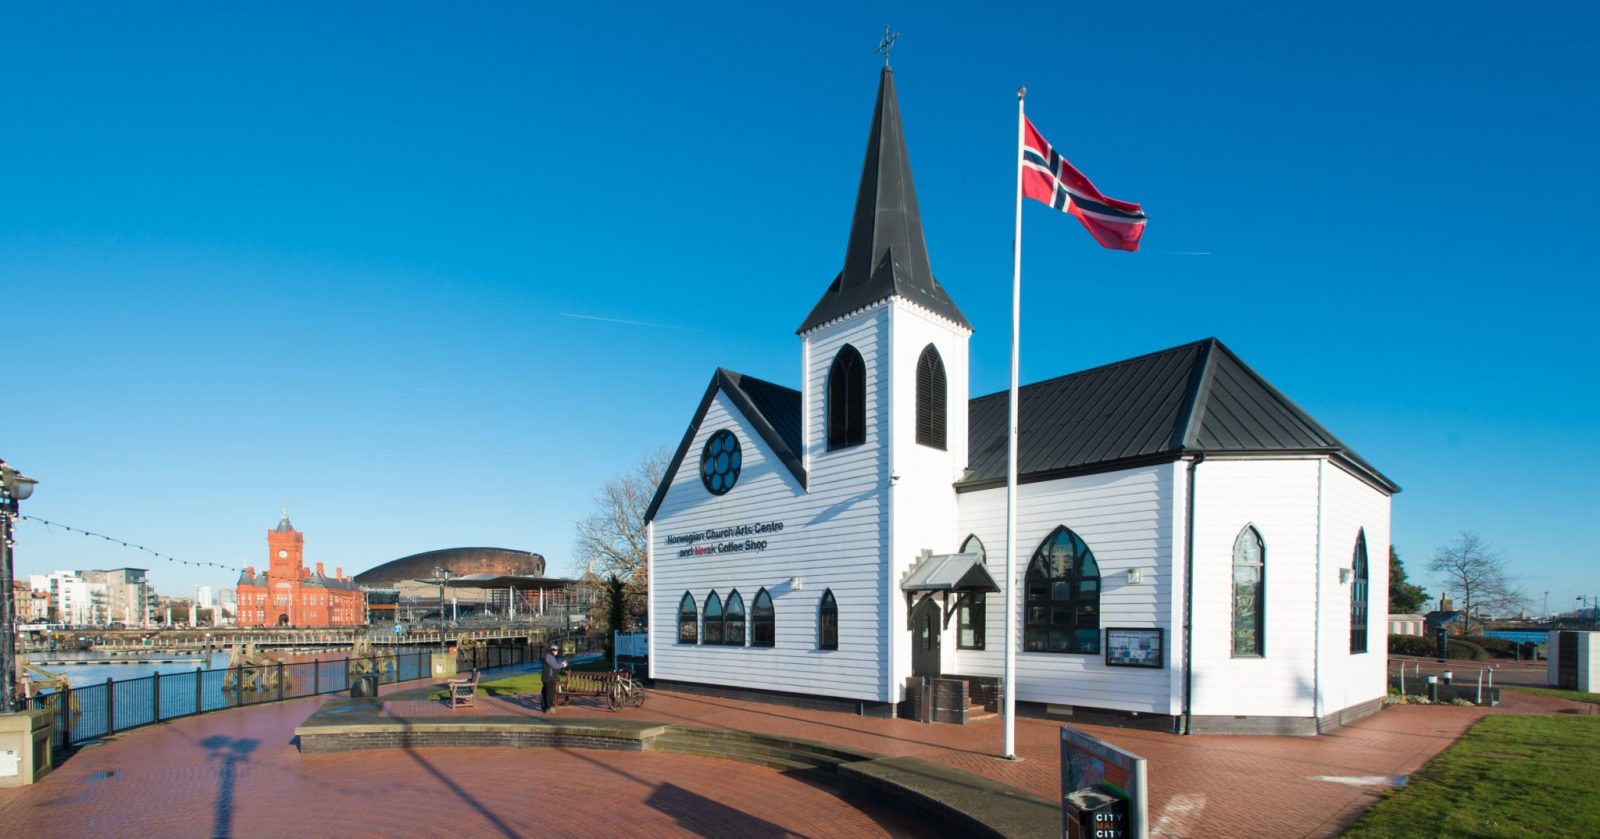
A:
20 637 594 750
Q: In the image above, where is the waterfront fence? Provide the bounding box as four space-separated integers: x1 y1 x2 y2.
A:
22 637 590 751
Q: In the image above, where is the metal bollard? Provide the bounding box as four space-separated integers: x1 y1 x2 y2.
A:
1476 670 1483 705
1443 670 1453 686
1426 675 1439 703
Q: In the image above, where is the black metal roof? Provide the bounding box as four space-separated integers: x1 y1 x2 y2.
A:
798 68 970 334
643 368 804 523
962 338 1399 493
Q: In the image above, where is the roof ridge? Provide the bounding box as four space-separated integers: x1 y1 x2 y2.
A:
969 337 1215 404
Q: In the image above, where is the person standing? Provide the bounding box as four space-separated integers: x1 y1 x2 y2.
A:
541 641 566 714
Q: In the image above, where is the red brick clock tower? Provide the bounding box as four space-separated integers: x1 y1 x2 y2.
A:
235 510 364 627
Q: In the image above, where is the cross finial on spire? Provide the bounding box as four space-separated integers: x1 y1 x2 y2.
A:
875 25 899 68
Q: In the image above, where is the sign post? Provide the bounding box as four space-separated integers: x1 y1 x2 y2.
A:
1061 726 1147 839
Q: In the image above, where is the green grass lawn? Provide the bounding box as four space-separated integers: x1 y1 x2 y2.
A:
1342 715 1600 838
429 658 614 700
1503 685 1600 705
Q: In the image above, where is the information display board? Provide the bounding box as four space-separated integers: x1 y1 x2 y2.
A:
1104 628 1163 668
1061 726 1148 839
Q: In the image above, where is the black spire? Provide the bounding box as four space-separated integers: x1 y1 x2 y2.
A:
275 508 294 533
798 68 970 334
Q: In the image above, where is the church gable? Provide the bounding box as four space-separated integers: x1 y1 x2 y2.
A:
645 369 805 524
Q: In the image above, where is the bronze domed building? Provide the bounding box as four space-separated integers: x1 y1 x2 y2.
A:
353 547 545 587
354 547 582 625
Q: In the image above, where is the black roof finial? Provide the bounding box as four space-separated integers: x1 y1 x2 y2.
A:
875 25 899 68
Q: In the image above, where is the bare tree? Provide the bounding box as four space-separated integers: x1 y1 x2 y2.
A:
1427 531 1523 622
572 448 670 626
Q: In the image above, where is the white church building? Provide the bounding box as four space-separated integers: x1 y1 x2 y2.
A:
645 68 1398 735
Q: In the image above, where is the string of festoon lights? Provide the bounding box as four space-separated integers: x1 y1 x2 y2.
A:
18 514 308 587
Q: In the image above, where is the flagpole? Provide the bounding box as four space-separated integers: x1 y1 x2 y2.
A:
1003 85 1026 761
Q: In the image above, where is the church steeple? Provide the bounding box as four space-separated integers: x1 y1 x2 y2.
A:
798 67 970 334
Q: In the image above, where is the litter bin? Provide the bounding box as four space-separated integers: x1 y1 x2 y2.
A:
350 674 379 698
1064 784 1128 839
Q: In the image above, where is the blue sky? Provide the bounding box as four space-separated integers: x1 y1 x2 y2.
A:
3 3 1596 615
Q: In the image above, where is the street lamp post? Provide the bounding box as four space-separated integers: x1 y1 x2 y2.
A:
2 458 41 715
433 567 451 653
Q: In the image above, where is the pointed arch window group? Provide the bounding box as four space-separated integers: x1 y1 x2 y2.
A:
673 587 785 648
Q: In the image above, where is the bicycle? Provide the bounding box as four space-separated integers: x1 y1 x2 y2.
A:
607 668 647 711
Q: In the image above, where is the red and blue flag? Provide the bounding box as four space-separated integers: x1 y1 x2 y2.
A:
1022 118 1146 251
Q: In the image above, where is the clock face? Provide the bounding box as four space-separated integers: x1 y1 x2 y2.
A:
700 429 741 496
278 550 288 559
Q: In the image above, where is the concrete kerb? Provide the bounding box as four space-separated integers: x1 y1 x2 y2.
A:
294 696 1058 839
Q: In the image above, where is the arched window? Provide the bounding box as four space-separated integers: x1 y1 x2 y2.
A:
826 345 866 451
958 534 986 650
818 589 838 650
915 344 947 450
1024 526 1101 654
703 591 724 645
1350 530 1369 654
724 590 746 646
1232 525 1266 657
751 588 775 648
677 592 698 644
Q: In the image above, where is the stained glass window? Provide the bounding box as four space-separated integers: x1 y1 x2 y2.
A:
724 590 746 646
751 588 774 648
1232 526 1265 657
703 591 723 645
1024 526 1101 654
819 589 838 650
677 592 698 644
1351 530 1369 654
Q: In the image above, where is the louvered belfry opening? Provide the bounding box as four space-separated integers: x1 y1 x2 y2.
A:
827 345 866 450
915 344 947 449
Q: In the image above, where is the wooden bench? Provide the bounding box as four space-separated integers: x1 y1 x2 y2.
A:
558 669 621 708
447 670 480 709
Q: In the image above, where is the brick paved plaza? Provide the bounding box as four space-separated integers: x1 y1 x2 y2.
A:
1 670 1591 838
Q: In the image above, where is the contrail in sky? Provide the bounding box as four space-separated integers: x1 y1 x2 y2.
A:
560 312 700 331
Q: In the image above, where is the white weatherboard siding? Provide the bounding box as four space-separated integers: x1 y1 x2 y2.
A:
954 464 1177 714
887 300 971 693
1317 461 1392 716
651 381 889 700
1189 458 1320 719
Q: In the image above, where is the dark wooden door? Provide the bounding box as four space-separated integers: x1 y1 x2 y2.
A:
911 597 941 678
1558 631 1578 690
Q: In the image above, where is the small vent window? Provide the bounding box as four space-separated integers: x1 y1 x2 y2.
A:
826 345 867 451
915 345 947 450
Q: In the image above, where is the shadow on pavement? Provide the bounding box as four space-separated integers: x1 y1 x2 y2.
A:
199 735 258 839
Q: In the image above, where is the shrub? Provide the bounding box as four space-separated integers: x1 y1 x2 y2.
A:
1389 634 1436 657
1448 639 1488 661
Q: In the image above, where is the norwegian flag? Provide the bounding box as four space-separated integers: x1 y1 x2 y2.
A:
1021 118 1146 251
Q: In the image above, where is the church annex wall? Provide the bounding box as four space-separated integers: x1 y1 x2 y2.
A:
1316 460 1392 719
1188 458 1321 720
954 463 1177 714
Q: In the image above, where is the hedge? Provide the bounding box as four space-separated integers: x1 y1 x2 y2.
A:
1387 634 1489 661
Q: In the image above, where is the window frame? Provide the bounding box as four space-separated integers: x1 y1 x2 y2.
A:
915 344 947 450
1350 529 1369 654
751 588 775 648
826 345 867 451
702 591 724 645
818 589 838 651
1023 526 1102 655
677 591 698 645
957 593 986 650
723 590 746 646
1232 525 1266 658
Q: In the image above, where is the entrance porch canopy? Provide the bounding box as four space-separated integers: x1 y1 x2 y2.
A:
900 550 999 629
